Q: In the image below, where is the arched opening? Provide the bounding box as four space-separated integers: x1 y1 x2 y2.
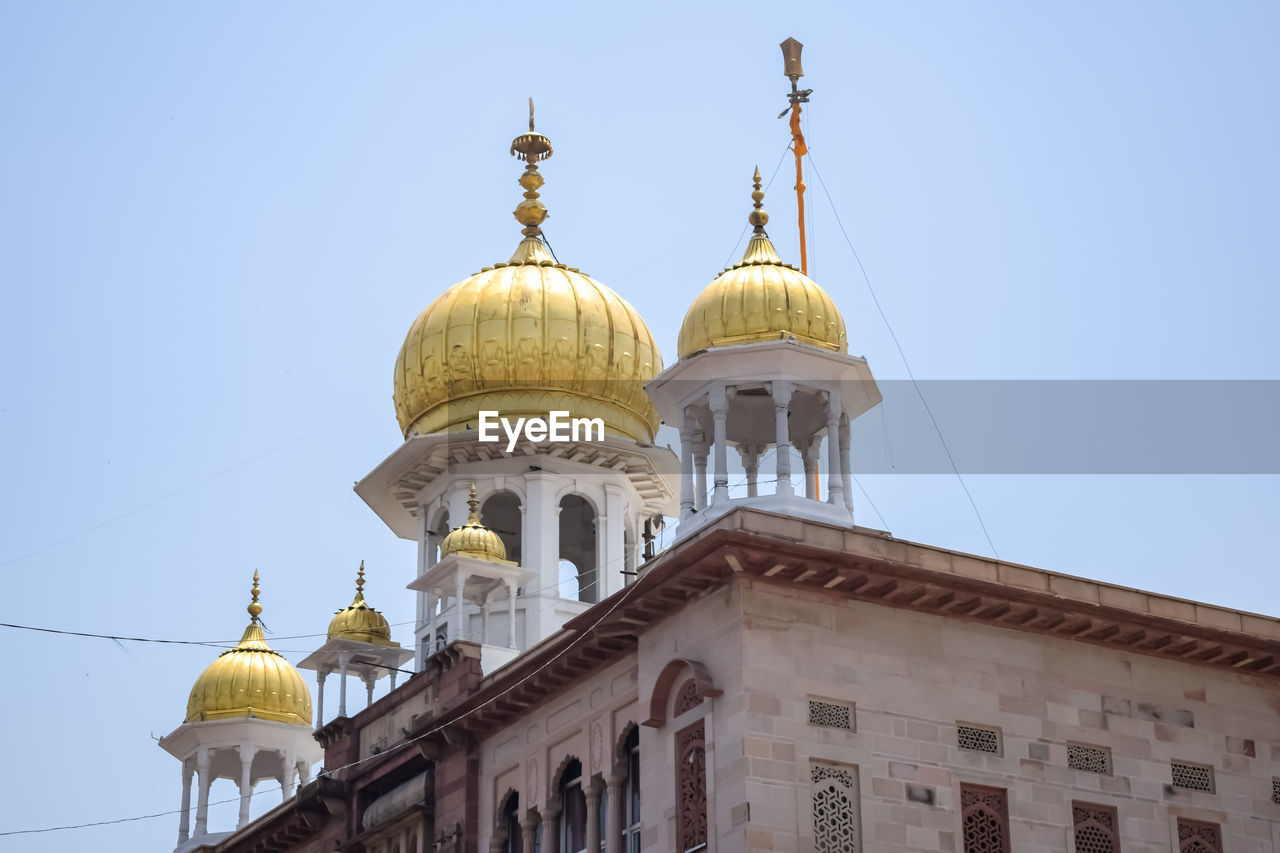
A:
619 726 640 852
496 790 522 853
481 491 523 565
558 496 597 603
557 758 586 853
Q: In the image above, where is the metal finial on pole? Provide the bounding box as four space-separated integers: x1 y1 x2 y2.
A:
778 37 812 276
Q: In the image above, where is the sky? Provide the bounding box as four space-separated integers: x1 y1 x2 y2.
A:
1 1 1277 849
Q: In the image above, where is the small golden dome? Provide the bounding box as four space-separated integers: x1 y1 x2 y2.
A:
440 484 508 562
185 572 312 726
677 168 847 358
392 115 661 441
327 561 394 645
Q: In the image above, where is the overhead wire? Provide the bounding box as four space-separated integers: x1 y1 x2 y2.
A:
805 150 1000 559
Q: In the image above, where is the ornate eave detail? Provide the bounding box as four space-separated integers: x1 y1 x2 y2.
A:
408 506 1280 741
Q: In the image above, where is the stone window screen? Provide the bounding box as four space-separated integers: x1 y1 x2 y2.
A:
1272 776 1280 805
675 720 707 853
674 678 702 717
1170 760 1214 793
960 784 1010 853
808 698 853 731
1072 802 1119 853
1067 742 1112 775
1177 818 1221 853
956 723 1002 755
810 761 860 853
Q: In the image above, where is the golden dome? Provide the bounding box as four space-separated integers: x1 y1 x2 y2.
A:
185 572 312 727
440 484 509 562
392 115 661 442
327 561 394 645
677 168 847 358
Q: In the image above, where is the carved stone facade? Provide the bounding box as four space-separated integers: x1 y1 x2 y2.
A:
209 509 1280 853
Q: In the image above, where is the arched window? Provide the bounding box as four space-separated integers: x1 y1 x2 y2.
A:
499 791 523 853
558 496 597 603
482 490 523 565
559 759 587 853
621 727 641 852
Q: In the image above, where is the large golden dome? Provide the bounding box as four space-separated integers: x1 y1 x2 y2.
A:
327 561 394 646
677 169 846 358
185 572 312 727
392 117 661 441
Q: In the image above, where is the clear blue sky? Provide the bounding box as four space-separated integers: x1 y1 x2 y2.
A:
1 2 1277 848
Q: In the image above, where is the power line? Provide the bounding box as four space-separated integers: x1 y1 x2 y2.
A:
806 151 1000 560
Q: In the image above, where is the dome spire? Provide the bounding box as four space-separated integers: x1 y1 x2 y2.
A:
248 569 262 624
510 98 554 241
740 167 782 266
749 165 768 235
354 560 366 604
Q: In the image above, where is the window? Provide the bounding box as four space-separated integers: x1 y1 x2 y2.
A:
811 761 859 852
1068 743 1112 775
1170 760 1214 793
675 721 707 852
621 727 641 853
559 760 586 853
808 698 853 731
501 792 523 853
1177 818 1221 853
957 723 1002 755
960 784 1010 853
1072 802 1119 853
1272 776 1280 805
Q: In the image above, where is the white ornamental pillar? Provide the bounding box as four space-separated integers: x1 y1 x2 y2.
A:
604 772 624 853
506 580 518 649
585 779 603 853
282 750 297 801
338 650 351 718
693 442 708 510
297 759 311 786
802 439 817 499
739 444 762 497
315 669 328 729
364 672 376 707
679 414 695 520
826 393 844 506
194 748 211 837
237 744 253 829
772 380 794 495
839 414 854 512
709 385 729 505
603 484 625 597
178 760 193 844
454 567 466 641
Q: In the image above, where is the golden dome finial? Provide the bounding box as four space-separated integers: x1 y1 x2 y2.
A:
247 569 263 623
749 166 769 235
439 484 509 562
510 98 554 240
354 560 366 604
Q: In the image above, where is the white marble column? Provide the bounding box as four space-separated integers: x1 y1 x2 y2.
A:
802 439 817 499
364 673 376 707
178 760 193 844
506 579 518 649
481 595 491 645
773 380 794 495
679 415 695 520
693 443 708 511
338 651 351 718
315 669 328 729
281 750 297 801
454 569 466 641
738 445 762 497
709 385 729 505
826 394 844 506
237 744 253 829
297 759 311 786
194 748 211 837
839 414 854 513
